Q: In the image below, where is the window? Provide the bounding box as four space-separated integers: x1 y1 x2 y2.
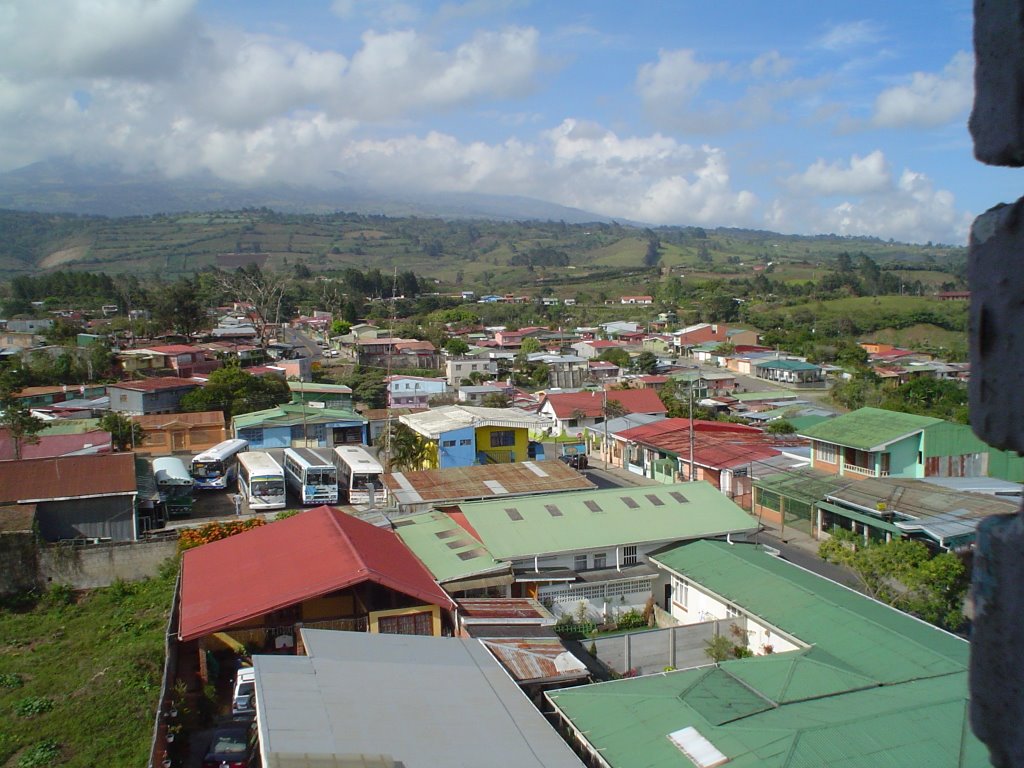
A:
673 576 689 608
726 604 740 619
593 553 607 569
441 439 456 448
816 441 837 464
622 545 638 566
574 554 588 571
490 430 515 447
459 439 472 446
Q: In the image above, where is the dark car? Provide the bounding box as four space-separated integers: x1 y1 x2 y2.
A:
558 452 588 471
202 720 259 768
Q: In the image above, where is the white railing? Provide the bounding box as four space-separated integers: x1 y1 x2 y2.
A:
843 463 889 477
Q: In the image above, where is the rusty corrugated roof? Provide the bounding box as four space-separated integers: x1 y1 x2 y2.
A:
481 638 589 684
384 460 594 505
0 453 137 503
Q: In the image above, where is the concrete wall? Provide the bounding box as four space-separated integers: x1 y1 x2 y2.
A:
590 620 739 676
38 538 177 589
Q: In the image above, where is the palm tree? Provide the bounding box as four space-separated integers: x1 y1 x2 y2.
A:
380 422 430 471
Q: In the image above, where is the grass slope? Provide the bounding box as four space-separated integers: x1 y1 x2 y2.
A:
0 568 175 767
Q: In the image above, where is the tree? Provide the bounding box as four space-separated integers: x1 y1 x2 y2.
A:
632 351 658 375
180 366 290 417
766 419 796 434
482 392 511 408
379 421 430 471
216 265 290 349
330 319 352 337
154 278 206 338
605 398 628 419
0 387 44 460
518 336 543 356
598 347 630 369
444 338 470 356
819 530 968 631
99 412 144 451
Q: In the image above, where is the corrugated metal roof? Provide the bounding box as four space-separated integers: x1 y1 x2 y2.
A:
548 541 982 767
799 407 941 451
0 453 136 503
384 460 594 506
541 389 667 419
179 506 454 641
392 509 508 584
481 637 589 684
400 405 550 439
131 410 224 429
107 376 200 392
449 482 757 560
457 597 555 624
256 630 585 768
231 403 365 430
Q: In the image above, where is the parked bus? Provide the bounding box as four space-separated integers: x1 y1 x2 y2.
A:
152 456 195 518
237 451 287 511
190 438 249 490
333 445 385 506
282 447 339 505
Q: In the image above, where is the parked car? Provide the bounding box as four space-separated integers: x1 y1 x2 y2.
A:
202 719 259 768
231 667 256 717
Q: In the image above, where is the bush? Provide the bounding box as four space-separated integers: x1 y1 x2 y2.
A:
17 740 60 768
177 518 266 552
0 672 24 688
42 583 74 608
14 697 54 717
615 609 648 630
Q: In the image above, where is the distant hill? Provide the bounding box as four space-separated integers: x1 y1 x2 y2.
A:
0 159 615 224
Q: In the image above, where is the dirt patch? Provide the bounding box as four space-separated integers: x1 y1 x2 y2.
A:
39 245 89 269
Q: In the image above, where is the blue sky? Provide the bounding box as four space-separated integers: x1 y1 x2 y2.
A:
0 0 1008 244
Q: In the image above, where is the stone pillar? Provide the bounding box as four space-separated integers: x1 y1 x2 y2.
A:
968 3 1024 765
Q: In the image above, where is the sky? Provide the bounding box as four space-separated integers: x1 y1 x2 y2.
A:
0 0 1013 244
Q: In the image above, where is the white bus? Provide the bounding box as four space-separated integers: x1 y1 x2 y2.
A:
333 445 385 506
190 438 249 490
152 456 195 517
237 451 287 511
283 447 339 505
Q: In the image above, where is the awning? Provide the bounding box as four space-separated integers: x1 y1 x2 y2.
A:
817 501 902 535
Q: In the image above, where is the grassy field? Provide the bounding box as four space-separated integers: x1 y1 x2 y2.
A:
749 295 968 335
0 566 175 767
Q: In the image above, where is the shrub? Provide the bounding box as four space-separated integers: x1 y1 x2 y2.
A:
615 609 648 630
0 672 24 688
42 583 74 607
18 739 60 768
177 518 266 552
14 697 54 717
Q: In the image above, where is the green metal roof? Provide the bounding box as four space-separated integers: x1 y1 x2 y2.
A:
754 359 821 371
754 469 846 505
392 509 507 584
817 500 903 535
287 381 353 394
549 665 984 768
785 414 830 432
799 407 941 451
40 418 101 435
549 541 982 767
453 482 757 560
231 403 366 430
732 391 800 402
651 541 967 680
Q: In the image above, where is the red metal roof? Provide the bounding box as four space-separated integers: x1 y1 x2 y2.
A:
0 430 112 461
178 506 455 641
0 453 136 503
138 345 203 355
542 389 667 419
617 418 802 469
108 377 200 392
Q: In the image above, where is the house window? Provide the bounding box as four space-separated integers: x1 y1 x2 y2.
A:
672 576 689 608
574 554 588 572
119 394 128 403
567 419 578 428
726 604 740 619
459 439 472 446
816 441 837 463
622 545 638 566
490 430 515 447
593 553 607 569
377 611 433 636
441 439 456 448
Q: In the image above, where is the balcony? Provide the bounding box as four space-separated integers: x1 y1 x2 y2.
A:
843 463 889 478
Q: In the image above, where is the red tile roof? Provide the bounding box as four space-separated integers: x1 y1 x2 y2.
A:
108 377 200 392
138 345 203 355
541 389 667 419
178 506 455 641
0 453 136 503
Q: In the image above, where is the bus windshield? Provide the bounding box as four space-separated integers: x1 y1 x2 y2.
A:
252 480 283 497
307 469 336 486
191 460 223 478
352 472 382 490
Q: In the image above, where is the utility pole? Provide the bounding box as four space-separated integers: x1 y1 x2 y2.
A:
603 387 610 469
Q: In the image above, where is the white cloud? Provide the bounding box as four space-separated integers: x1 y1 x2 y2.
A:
637 49 718 117
815 20 882 52
750 51 793 79
789 150 891 195
872 51 973 128
768 160 971 244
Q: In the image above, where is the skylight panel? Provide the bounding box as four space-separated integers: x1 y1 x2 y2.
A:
584 500 603 512
505 508 523 521
646 494 665 506
666 727 728 767
545 504 563 517
669 492 689 504
621 497 639 509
